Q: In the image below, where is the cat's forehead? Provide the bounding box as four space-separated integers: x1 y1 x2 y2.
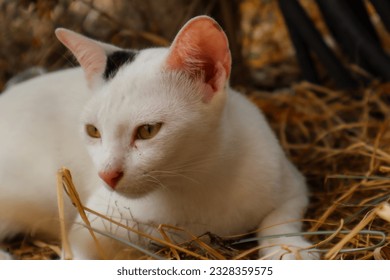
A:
103 48 169 98
99 48 168 98
89 49 200 122
102 46 203 102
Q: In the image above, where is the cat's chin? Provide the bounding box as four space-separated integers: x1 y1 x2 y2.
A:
108 184 158 199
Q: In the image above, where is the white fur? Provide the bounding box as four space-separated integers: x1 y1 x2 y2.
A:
0 18 317 260
0 69 99 258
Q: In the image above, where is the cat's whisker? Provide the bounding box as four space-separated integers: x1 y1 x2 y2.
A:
175 154 233 167
148 170 201 186
143 174 169 191
161 163 209 173
166 159 227 175
164 152 237 172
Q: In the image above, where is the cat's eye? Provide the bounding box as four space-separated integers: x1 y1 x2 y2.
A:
86 124 101 138
136 123 162 140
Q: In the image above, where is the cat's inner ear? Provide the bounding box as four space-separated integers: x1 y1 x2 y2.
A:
166 16 231 103
55 28 114 88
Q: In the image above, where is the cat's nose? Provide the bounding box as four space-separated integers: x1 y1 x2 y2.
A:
98 170 124 189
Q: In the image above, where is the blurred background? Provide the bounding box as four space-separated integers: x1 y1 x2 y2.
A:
2 0 388 92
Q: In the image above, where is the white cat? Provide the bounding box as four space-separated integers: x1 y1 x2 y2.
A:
0 16 317 260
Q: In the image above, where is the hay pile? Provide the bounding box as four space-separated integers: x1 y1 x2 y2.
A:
1 0 389 260
251 82 390 260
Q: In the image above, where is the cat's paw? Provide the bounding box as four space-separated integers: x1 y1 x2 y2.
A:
260 239 319 260
0 249 13 260
260 246 319 260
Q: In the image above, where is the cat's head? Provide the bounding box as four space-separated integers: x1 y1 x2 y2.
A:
56 16 231 198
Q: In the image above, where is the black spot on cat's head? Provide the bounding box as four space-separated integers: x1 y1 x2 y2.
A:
103 50 138 80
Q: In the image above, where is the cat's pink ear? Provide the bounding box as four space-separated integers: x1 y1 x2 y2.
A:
55 28 112 88
166 16 231 103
